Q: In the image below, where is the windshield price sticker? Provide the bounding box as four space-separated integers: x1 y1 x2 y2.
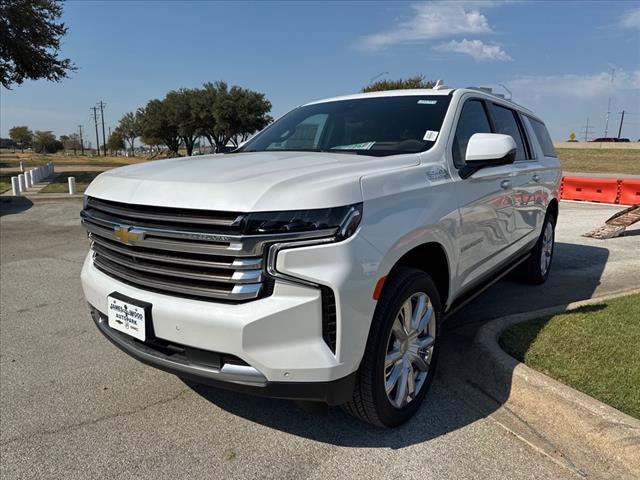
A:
417 99 437 105
423 130 439 142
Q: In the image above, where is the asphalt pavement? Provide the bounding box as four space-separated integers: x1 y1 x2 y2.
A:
1 198 638 479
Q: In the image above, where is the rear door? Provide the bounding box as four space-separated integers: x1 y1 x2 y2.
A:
487 103 540 242
448 97 516 291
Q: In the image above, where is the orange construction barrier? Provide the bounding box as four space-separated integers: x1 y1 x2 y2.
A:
561 176 619 204
618 179 640 206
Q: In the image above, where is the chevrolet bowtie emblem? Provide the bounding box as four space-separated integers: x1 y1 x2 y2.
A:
113 226 143 245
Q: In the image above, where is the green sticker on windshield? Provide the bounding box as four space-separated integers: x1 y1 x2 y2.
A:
417 99 437 105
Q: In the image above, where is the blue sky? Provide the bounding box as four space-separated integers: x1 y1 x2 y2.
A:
1 0 639 142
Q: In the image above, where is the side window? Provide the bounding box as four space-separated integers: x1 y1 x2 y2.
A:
490 104 528 161
452 100 492 168
528 118 557 157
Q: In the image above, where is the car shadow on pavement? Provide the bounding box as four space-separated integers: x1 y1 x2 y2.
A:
187 241 609 445
0 196 34 216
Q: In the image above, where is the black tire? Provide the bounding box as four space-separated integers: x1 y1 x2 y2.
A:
517 213 556 285
342 267 443 427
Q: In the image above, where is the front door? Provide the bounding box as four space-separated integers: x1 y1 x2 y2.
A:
448 98 516 291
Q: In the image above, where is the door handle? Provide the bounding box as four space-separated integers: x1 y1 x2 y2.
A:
532 174 541 182
500 179 511 189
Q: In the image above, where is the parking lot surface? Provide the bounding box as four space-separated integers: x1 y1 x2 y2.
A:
1 199 638 479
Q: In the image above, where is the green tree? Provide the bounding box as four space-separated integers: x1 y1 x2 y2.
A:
361 75 435 93
165 89 200 156
138 100 181 155
106 131 125 155
115 111 140 156
61 132 81 154
195 82 272 151
32 130 62 153
8 125 33 152
0 0 76 89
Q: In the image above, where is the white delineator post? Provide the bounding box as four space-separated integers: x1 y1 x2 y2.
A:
11 177 21 196
19 161 24 172
68 177 76 195
18 174 26 193
27 170 35 187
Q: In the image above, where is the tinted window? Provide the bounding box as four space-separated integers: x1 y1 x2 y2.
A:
240 96 452 157
491 104 528 161
452 100 492 167
529 118 556 157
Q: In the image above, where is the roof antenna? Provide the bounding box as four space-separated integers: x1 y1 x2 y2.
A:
433 79 446 90
498 83 512 100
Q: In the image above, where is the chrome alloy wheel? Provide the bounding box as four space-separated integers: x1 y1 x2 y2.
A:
540 221 554 275
384 292 436 409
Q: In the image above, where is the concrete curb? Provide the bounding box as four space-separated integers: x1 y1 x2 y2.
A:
472 289 640 479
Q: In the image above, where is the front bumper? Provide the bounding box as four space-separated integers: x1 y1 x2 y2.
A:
81 230 382 390
90 305 356 405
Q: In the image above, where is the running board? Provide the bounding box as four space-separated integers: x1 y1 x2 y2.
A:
444 253 531 320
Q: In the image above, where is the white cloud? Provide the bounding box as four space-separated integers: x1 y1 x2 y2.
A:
508 70 640 99
358 1 497 51
433 39 511 62
619 7 640 29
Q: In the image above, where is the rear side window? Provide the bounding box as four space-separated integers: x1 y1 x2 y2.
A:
452 100 492 168
490 104 528 161
529 118 557 157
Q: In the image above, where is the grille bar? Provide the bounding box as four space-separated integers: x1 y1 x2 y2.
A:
87 196 243 228
92 243 263 284
94 255 262 301
89 234 261 270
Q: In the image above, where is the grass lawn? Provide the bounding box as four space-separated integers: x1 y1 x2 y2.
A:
39 171 103 194
557 148 640 175
0 171 13 193
500 294 640 419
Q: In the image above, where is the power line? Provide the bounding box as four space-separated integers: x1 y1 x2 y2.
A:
580 117 595 142
97 101 107 156
91 106 100 157
78 125 85 155
603 68 615 137
617 110 625 139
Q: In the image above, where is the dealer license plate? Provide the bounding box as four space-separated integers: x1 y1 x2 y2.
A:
107 294 147 341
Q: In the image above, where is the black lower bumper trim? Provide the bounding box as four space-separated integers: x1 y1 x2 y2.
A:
89 305 356 406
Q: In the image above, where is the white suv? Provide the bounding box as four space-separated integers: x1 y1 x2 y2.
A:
80 87 560 427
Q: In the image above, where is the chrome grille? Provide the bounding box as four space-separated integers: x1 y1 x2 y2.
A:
81 197 266 302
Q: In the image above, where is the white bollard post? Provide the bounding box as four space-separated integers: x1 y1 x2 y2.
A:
19 161 25 172
34 168 40 183
18 174 26 193
27 170 34 188
11 177 21 196
68 177 76 195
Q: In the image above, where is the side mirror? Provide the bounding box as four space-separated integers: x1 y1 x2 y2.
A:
460 133 517 179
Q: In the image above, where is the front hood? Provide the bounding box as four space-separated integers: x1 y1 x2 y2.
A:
85 151 418 211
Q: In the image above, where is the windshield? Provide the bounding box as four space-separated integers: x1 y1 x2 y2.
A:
238 95 452 157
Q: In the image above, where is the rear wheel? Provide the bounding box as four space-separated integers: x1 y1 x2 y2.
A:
518 214 555 284
343 267 442 427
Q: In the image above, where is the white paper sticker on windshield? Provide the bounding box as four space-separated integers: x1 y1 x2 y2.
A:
332 142 375 150
423 130 439 142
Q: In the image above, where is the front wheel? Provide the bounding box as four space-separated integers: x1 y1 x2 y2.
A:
342 267 442 427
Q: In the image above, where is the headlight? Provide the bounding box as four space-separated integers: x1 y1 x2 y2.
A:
243 203 362 241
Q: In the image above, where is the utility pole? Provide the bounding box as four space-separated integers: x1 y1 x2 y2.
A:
91 106 101 156
603 68 615 138
78 125 85 155
617 110 625 139
97 101 107 156
580 117 594 142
